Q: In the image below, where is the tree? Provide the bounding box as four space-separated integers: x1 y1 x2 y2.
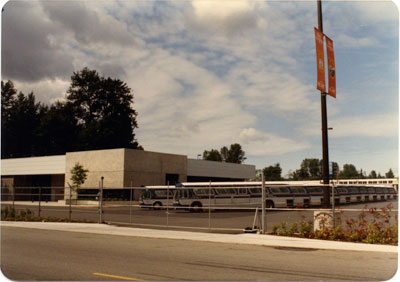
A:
65 67 140 150
358 168 366 179
38 101 79 155
1 80 17 110
69 163 89 191
1 81 44 158
220 146 229 162
203 149 222 161
263 163 282 181
225 143 246 164
368 170 377 179
202 143 246 164
300 158 322 180
339 164 359 179
385 168 395 178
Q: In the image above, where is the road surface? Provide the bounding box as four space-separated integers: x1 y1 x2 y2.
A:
1 226 397 281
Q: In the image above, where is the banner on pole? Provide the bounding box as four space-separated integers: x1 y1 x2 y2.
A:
314 27 326 92
325 35 336 98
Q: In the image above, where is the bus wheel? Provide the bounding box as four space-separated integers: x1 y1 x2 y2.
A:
191 202 203 213
266 200 274 209
153 202 162 210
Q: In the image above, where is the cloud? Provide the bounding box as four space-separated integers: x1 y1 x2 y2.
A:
335 34 380 48
300 113 398 138
1 1 74 82
41 1 136 47
239 128 310 155
331 113 398 138
187 0 266 36
9 78 71 105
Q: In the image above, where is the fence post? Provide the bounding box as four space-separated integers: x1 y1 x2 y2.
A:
167 181 169 227
12 184 15 211
38 187 42 217
261 174 266 234
208 180 211 230
332 183 335 228
69 185 72 221
129 183 133 224
99 177 104 223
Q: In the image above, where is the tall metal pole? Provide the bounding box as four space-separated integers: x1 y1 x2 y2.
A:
261 174 266 234
208 180 211 230
167 181 169 227
99 176 104 223
318 0 330 208
129 181 133 224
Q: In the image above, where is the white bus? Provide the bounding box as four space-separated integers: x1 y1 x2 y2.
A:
139 185 175 209
172 182 397 211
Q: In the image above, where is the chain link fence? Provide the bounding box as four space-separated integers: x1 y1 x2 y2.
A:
1 185 398 233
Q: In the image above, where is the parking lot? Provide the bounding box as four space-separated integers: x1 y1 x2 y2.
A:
4 199 397 233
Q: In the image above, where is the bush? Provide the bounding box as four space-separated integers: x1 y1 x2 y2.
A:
1 206 96 223
270 203 398 245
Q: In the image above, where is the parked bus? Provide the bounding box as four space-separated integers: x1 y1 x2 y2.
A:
171 182 396 212
139 185 175 209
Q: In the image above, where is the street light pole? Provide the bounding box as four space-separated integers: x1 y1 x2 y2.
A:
317 0 330 208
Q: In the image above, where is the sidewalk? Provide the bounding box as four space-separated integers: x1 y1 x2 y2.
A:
1 221 397 253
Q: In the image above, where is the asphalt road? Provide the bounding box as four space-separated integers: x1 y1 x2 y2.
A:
1 226 397 281
7 200 398 233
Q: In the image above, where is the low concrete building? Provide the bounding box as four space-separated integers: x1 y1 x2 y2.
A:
1 148 256 201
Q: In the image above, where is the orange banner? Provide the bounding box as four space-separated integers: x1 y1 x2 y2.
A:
325 35 336 98
314 27 326 92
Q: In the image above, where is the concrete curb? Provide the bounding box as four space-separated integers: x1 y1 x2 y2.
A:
1 221 397 253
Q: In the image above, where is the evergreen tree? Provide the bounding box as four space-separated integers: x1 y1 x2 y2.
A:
263 163 283 181
66 68 139 150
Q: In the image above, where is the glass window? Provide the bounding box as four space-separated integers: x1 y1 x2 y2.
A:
193 188 214 196
216 188 236 194
238 188 248 194
249 188 261 194
270 187 280 193
154 189 173 198
279 187 290 193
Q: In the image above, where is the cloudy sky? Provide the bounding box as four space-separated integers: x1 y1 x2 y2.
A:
1 0 398 177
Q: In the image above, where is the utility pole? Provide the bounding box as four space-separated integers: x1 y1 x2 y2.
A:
317 0 330 208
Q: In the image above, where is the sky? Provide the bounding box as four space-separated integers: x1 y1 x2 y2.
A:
1 0 398 177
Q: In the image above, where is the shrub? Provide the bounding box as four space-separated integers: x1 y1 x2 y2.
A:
270 203 398 245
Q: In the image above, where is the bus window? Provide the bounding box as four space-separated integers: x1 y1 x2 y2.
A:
279 187 290 193
359 187 367 193
193 188 214 196
215 188 236 195
249 187 261 194
270 187 280 193
237 188 248 195
290 187 306 193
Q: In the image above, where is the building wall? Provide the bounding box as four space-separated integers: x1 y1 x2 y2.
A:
1 155 65 175
123 149 187 187
65 149 125 188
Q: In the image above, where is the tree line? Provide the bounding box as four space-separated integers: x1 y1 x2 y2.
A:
1 68 141 159
202 145 395 181
202 144 246 164
260 159 395 181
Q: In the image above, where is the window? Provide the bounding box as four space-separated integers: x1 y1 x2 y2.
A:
238 188 248 195
193 188 214 196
